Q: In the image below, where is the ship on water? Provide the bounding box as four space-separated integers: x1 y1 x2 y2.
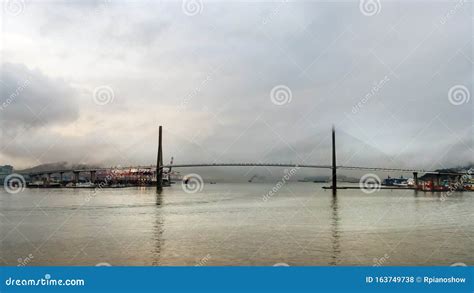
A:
382 176 415 187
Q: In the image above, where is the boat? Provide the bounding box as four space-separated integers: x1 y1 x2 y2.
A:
27 181 61 188
393 181 408 187
382 176 409 187
74 182 96 188
27 181 45 188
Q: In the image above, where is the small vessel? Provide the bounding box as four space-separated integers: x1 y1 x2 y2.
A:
27 181 45 188
75 181 96 188
27 181 61 188
382 176 409 187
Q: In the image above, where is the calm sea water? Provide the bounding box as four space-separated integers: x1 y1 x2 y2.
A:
0 183 472 266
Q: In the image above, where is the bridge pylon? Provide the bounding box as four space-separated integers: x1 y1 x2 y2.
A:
156 125 163 191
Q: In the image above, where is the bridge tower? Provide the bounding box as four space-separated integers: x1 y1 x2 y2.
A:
156 125 163 190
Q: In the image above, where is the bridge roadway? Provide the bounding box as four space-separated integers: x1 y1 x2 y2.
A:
18 163 469 176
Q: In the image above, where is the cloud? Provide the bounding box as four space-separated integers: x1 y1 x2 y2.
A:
0 62 79 133
0 62 80 164
0 1 471 176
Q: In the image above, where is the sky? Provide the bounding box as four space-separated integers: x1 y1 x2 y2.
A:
0 0 472 180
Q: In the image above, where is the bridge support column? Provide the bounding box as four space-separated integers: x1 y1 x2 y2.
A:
413 172 418 188
156 125 163 191
90 171 96 183
73 171 80 185
332 126 337 196
60 172 64 184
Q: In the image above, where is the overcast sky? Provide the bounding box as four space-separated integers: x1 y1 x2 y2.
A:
0 0 472 179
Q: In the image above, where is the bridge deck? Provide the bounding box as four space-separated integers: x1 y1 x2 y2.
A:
18 163 469 176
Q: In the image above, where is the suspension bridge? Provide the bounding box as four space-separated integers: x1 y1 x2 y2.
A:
18 125 470 195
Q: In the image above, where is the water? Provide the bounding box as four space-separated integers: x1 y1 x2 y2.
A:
0 183 472 266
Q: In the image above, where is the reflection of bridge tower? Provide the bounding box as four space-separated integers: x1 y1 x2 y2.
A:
332 126 337 196
329 196 340 265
